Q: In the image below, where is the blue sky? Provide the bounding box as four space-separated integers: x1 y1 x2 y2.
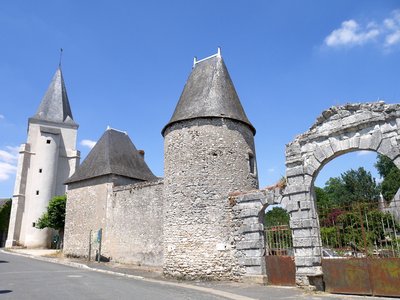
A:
1 1 400 198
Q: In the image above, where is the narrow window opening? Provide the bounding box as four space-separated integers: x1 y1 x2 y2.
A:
249 153 255 174
36 190 39 195
46 139 51 144
39 168 42 173
32 222 36 227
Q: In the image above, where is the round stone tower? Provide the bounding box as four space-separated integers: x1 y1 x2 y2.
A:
162 49 258 279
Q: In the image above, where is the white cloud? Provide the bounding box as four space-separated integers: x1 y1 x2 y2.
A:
357 150 374 156
0 146 18 182
325 10 400 49
80 139 96 149
325 20 379 47
0 114 4 120
0 162 17 181
267 168 275 173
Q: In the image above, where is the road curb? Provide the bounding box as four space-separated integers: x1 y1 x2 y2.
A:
1 250 255 300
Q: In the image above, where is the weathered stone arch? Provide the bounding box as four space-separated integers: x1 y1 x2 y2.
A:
283 102 400 286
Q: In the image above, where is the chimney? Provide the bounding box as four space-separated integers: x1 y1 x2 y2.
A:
138 150 145 160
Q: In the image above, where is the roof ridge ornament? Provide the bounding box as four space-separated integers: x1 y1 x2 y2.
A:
106 125 128 135
193 47 222 68
59 48 63 68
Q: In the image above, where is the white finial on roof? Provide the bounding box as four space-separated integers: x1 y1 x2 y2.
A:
59 48 63 68
107 125 110 130
106 126 128 135
193 48 222 67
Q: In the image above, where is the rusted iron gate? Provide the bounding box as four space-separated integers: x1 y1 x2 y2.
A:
319 201 400 297
265 225 295 286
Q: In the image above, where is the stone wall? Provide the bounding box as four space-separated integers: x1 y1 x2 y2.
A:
163 118 259 280
104 180 164 266
64 176 112 258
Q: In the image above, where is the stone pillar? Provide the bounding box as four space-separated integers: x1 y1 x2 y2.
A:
5 143 31 247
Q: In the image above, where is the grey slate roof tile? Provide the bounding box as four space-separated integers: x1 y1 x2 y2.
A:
32 67 76 125
162 54 255 135
66 129 157 184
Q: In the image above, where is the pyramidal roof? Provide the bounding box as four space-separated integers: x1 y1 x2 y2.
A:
162 50 255 135
31 67 76 125
66 128 157 184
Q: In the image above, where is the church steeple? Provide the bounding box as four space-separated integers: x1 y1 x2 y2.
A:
32 67 76 125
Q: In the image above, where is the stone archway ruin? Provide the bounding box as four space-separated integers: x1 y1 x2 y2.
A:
284 102 400 286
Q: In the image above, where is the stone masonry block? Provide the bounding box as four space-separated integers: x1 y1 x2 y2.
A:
245 265 263 275
303 174 313 187
286 165 304 177
290 209 311 220
288 193 307 202
286 201 298 213
381 121 397 134
292 228 310 238
242 257 263 266
341 114 359 126
320 143 334 160
243 232 263 241
243 248 264 257
236 240 263 250
240 208 262 218
313 146 326 163
241 223 264 234
284 184 309 195
393 156 400 169
329 136 341 153
339 138 350 151
295 256 321 267
378 138 400 159
236 192 265 203
292 238 314 247
304 155 320 174
287 175 304 186
349 133 360 148
300 201 312 210
300 142 316 154
290 218 317 229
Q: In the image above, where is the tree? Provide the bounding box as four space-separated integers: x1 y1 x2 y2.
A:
0 199 11 231
375 154 396 178
314 186 332 208
36 195 66 247
375 154 400 202
319 167 380 207
264 206 290 227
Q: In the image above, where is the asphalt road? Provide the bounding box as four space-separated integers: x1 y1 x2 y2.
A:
0 251 226 300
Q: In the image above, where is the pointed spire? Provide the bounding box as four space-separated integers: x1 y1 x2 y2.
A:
162 50 255 136
65 129 157 184
32 67 76 125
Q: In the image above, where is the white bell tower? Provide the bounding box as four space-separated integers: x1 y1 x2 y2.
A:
6 67 79 248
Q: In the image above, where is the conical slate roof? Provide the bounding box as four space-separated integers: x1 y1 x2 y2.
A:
66 129 157 184
32 67 76 125
162 53 255 135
